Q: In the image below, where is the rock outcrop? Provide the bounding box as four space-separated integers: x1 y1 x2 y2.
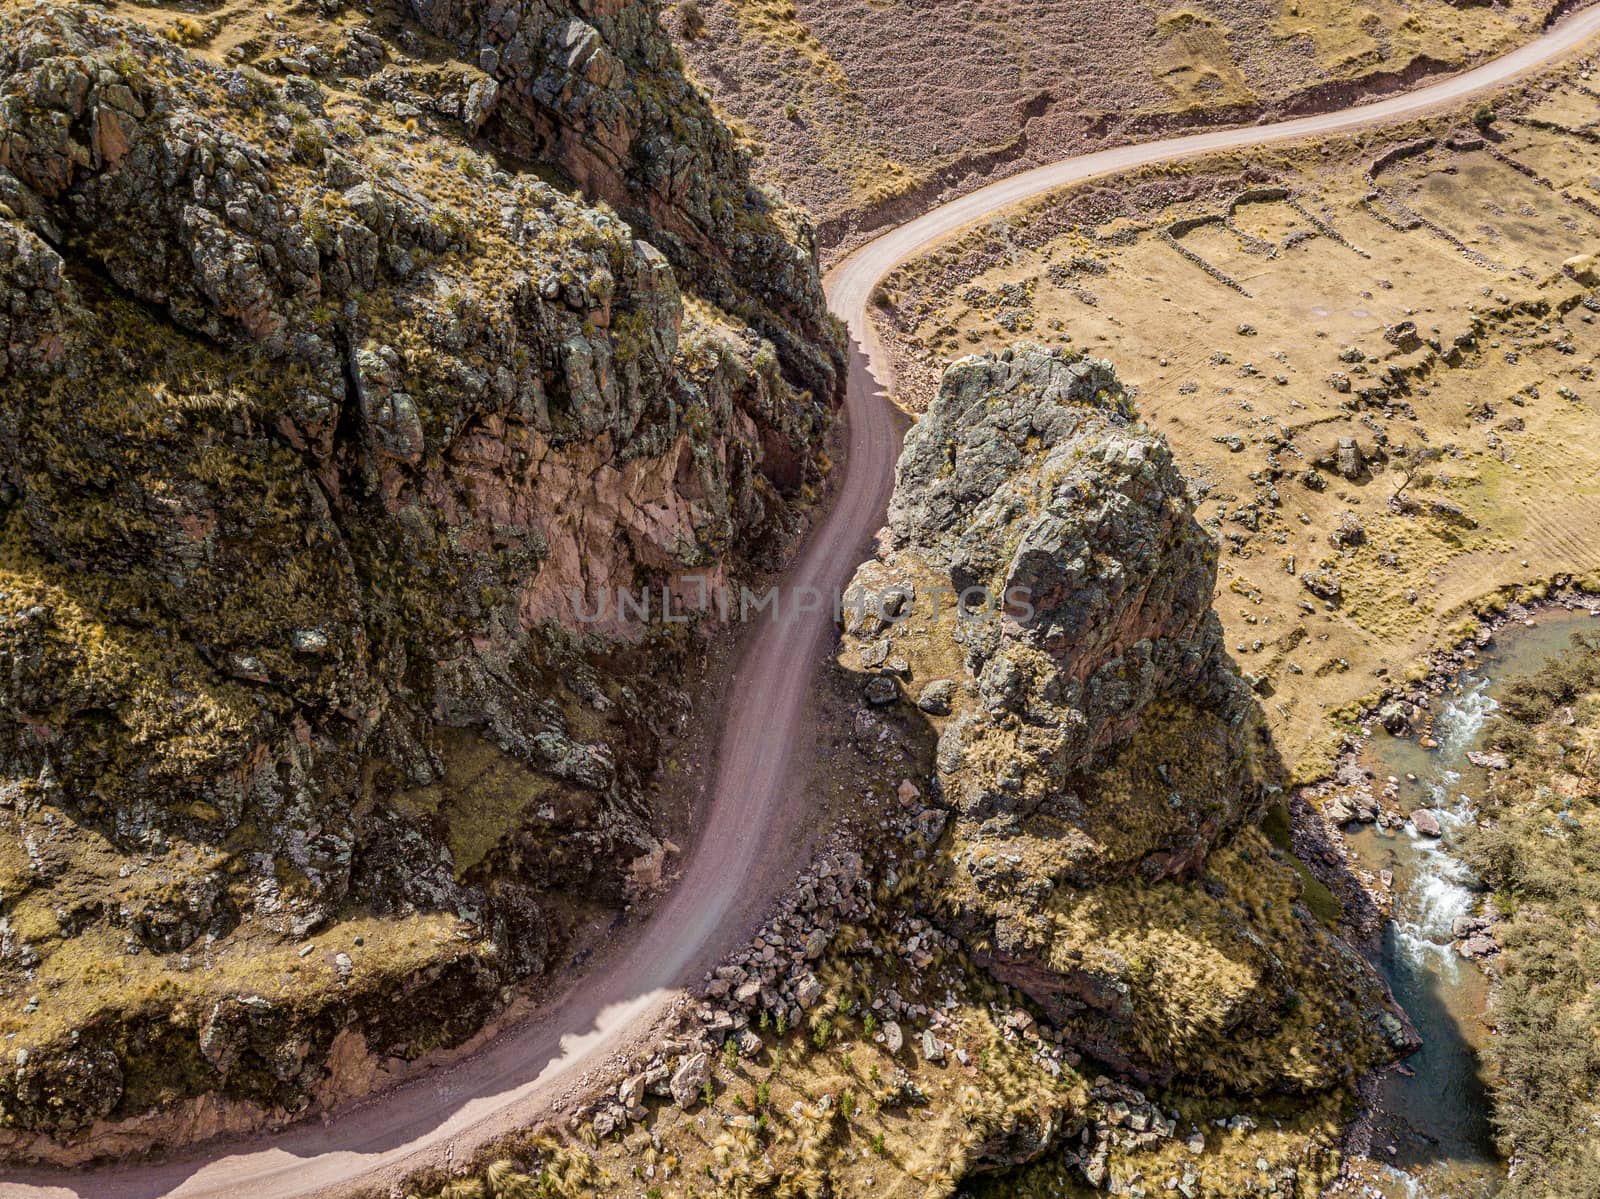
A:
406 0 844 412
843 346 1396 1095
0 0 840 1143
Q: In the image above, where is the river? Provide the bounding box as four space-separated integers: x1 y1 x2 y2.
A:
1344 607 1598 1198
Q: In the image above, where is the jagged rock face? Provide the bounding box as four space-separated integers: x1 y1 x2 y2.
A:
0 2 840 1140
887 350 1252 819
406 0 845 408
844 347 1393 1096
873 349 1258 884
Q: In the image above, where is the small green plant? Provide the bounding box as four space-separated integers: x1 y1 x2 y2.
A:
812 1018 833 1050
862 1012 877 1039
775 1012 788 1037
756 1080 771 1107
871 1132 887 1156
840 1090 857 1119
723 1038 739 1069
702 1079 716 1107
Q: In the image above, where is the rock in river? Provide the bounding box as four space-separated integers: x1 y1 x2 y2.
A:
1410 809 1443 838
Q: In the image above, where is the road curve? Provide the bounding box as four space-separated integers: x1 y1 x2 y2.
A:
6 9 1600 1197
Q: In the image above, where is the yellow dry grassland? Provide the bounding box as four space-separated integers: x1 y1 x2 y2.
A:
1275 0 1539 78
878 74 1600 774
1151 9 1257 110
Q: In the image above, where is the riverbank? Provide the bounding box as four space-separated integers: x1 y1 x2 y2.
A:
1298 588 1600 1197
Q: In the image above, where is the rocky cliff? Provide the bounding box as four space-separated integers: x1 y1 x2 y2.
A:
843 347 1400 1096
0 0 840 1145
407 0 843 411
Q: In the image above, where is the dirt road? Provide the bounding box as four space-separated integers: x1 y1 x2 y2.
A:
7 7 1600 1195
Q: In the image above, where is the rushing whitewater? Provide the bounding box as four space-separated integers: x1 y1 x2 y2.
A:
1393 679 1495 972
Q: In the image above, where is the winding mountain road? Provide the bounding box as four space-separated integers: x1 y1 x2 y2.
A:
7 8 1600 1195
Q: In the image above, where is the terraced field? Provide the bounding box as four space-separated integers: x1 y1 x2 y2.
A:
877 67 1600 769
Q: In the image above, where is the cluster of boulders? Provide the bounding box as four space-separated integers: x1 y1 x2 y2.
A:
1317 772 1454 843
579 811 1245 1195
1314 761 1441 836
579 839 872 1138
701 847 868 1032
1059 1079 1191 1192
587 1036 709 1137
1033 1075 1311 1197
1451 914 1500 961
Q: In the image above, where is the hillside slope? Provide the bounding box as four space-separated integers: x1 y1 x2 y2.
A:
672 0 1583 243
0 0 840 1148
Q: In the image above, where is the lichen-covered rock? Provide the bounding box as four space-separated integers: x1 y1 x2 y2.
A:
0 0 841 1143
6 1044 122 1134
886 350 1248 796
843 346 1394 1097
405 0 845 409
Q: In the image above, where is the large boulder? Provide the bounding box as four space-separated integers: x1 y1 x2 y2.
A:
669 1051 712 1109
842 346 1395 1096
